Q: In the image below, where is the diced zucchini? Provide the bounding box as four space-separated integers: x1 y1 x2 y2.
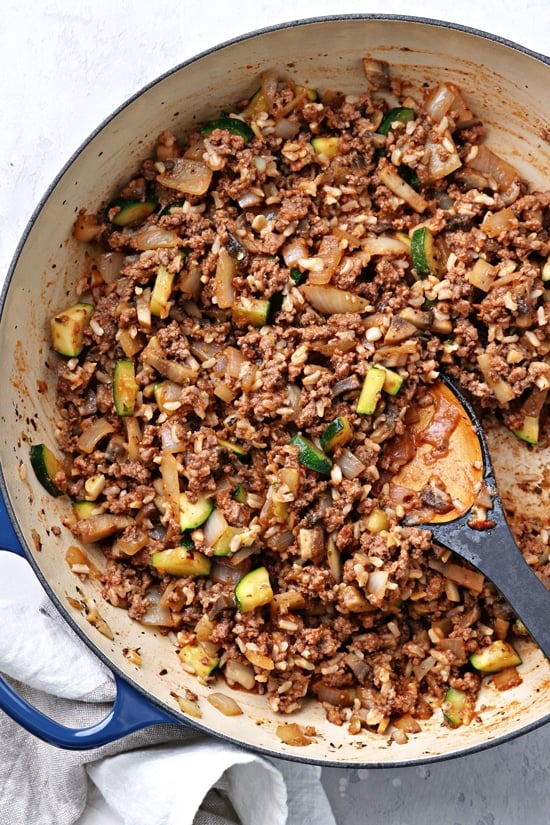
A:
108 197 157 227
179 643 219 677
235 566 274 613
469 640 522 673
380 366 404 396
232 297 271 328
217 439 249 458
511 415 539 445
107 198 154 227
290 434 332 475
214 525 248 557
443 687 468 728
311 136 340 159
113 359 139 416
295 84 319 102
151 546 211 577
356 367 386 415
320 416 353 452
73 500 97 520
200 115 254 142
179 532 195 550
158 199 186 218
50 302 94 357
290 267 305 286
150 265 176 318
179 492 214 531
410 226 440 279
377 106 416 136
232 484 248 504
29 444 64 497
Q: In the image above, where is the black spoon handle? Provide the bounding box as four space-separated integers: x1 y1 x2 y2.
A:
429 497 550 660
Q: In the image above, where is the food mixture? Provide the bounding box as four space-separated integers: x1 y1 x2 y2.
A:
35 58 550 740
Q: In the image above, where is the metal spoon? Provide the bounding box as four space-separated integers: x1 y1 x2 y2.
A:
389 375 550 660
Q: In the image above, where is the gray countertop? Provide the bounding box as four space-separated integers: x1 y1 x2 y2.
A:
2 2 550 823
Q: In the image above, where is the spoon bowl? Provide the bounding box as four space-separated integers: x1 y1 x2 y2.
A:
392 376 550 660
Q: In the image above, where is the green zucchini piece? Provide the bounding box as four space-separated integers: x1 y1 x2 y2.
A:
29 444 64 497
158 199 186 218
469 640 522 673
108 197 157 227
151 546 211 577
150 265 175 318
179 532 195 550
443 687 468 728
356 367 386 415
377 107 416 136
410 226 439 279
235 566 274 613
113 359 138 416
179 492 214 531
217 439 249 458
232 297 271 328
179 643 219 677
50 302 94 357
320 416 353 452
232 484 248 504
311 136 339 159
511 415 539 445
290 434 332 475
380 366 404 396
290 268 305 286
73 500 97 520
200 116 254 142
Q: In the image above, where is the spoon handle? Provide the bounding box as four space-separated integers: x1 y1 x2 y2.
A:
429 499 550 660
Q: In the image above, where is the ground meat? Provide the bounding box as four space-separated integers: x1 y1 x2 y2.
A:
51 60 550 743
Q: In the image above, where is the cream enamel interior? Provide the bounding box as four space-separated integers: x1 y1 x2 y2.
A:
2 17 550 765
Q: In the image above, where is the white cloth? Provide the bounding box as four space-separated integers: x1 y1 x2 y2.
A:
0 598 336 825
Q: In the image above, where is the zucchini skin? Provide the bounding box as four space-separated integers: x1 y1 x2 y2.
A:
234 566 274 613
30 444 64 497
200 116 254 142
107 197 157 226
290 433 332 475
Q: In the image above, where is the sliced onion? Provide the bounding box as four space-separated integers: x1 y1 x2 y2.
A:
225 659 255 690
313 682 356 707
481 206 517 238
378 166 428 213
362 234 410 257
299 284 370 314
207 692 243 716
190 340 222 362
96 252 125 284
76 417 116 454
156 158 213 195
141 586 174 627
224 346 247 379
282 236 309 268
159 421 186 453
132 226 181 250
142 337 200 383
213 248 236 309
203 508 229 548
210 559 242 586
274 117 300 139
74 514 134 544
468 144 519 203
426 134 462 181
305 235 343 285
367 569 389 599
335 449 366 480
260 69 278 111
425 83 456 122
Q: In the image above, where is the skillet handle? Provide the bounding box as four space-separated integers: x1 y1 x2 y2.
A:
0 491 26 557
0 492 177 748
0 670 177 749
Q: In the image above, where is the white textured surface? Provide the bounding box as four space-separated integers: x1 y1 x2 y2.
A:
2 2 550 823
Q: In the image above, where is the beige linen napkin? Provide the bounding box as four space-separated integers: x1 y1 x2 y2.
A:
0 599 336 825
